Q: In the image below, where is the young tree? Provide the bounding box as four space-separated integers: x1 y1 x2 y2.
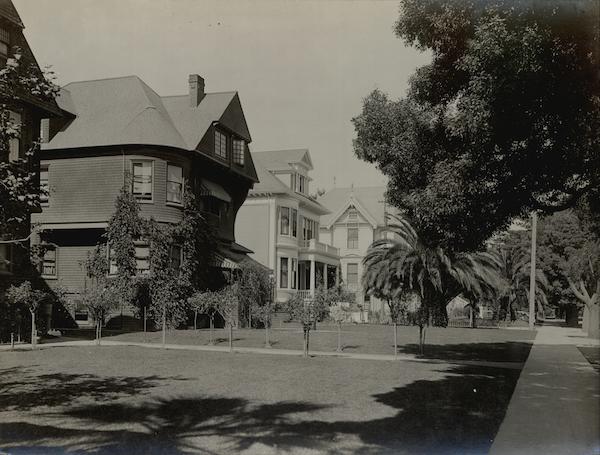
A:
353 1 600 252
188 290 219 345
329 305 347 352
286 292 328 358
250 275 276 348
82 284 119 345
5 281 46 350
216 284 239 353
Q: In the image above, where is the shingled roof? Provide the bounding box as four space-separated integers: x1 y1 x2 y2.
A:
0 0 23 27
45 75 241 152
252 149 313 171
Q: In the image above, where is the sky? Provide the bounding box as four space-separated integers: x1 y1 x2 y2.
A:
14 0 430 192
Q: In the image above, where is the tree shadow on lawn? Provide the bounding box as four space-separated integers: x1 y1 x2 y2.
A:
0 366 186 412
399 341 533 363
1 363 522 454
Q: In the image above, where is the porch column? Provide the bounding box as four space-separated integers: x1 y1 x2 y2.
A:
309 259 315 295
324 265 328 290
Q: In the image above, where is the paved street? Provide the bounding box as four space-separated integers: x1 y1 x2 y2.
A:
490 325 600 455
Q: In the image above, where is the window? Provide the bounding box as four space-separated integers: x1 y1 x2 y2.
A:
280 207 290 236
0 27 9 67
41 245 57 277
295 174 306 194
290 173 296 190
132 161 153 201
347 263 358 285
0 244 12 274
8 111 21 162
203 197 222 218
40 166 49 204
347 228 359 249
214 130 228 159
291 208 298 237
348 208 358 221
291 258 297 289
233 139 244 165
167 164 183 204
135 242 150 276
279 257 288 288
169 245 182 270
302 217 316 241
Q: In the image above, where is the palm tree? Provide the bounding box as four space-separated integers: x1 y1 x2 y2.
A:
363 215 503 355
492 245 548 322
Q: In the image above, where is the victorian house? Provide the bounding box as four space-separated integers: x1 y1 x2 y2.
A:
235 150 340 303
32 74 258 325
318 186 395 321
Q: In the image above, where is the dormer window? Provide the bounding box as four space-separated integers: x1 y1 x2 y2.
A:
0 27 9 67
291 173 306 194
214 130 228 160
233 139 245 165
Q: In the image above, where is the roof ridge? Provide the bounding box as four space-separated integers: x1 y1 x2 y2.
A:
63 75 142 87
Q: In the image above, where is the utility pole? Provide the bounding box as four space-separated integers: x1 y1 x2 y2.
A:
528 211 538 330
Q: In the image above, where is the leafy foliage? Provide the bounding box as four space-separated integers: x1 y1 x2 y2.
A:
363 215 503 327
353 0 600 251
237 260 273 328
0 50 58 240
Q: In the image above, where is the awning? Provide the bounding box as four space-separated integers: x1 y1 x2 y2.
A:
199 180 232 203
211 243 271 272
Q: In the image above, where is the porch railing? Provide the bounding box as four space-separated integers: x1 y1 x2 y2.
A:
296 290 313 300
300 239 339 256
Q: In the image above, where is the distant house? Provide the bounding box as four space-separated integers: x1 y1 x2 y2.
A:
235 149 340 303
0 0 64 290
32 74 258 326
318 186 396 320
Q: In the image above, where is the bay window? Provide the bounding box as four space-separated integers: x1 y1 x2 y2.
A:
291 208 298 237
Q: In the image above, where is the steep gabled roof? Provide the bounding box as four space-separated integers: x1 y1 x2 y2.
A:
249 153 329 215
253 149 313 172
319 186 391 227
44 76 242 152
0 0 23 27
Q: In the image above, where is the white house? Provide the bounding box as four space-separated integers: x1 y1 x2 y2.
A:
318 186 396 320
235 149 340 303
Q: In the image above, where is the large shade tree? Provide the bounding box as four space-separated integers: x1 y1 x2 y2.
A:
352 0 599 251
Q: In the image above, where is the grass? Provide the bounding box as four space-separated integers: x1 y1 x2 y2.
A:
0 325 534 454
54 323 536 362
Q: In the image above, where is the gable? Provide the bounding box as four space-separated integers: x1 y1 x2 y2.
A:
218 93 251 142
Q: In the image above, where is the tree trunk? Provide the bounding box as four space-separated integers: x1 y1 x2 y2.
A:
337 322 342 352
209 316 214 345
143 306 147 343
228 324 233 353
10 332 14 350
265 324 271 348
98 320 102 345
393 322 398 358
30 310 36 350
565 305 579 327
304 328 310 358
469 306 474 328
194 310 198 331
162 309 166 348
418 324 426 356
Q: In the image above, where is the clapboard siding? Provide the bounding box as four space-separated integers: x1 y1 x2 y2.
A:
45 245 92 292
33 150 191 225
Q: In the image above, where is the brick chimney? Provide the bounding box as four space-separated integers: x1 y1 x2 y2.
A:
188 74 205 107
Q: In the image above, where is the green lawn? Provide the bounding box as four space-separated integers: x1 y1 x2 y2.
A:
0 326 534 454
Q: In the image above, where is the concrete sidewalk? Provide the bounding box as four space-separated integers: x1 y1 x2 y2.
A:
490 325 600 455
